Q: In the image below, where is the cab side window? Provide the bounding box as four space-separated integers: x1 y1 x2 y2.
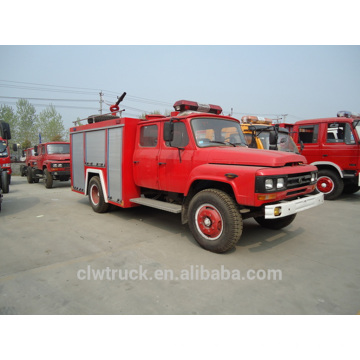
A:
140 125 158 147
327 123 355 144
165 122 189 148
298 125 319 143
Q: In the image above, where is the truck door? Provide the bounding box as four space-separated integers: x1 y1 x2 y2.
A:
322 121 359 171
296 124 320 163
158 121 194 193
133 123 160 189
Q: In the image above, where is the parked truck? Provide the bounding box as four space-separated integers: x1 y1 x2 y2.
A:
26 141 71 188
284 111 360 200
70 95 324 253
0 121 17 194
20 147 35 177
0 120 17 211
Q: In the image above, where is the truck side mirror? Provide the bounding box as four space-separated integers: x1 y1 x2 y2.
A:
163 122 174 142
12 144 18 152
22 150 25 157
300 140 304 153
34 145 38 155
269 130 278 150
0 121 11 140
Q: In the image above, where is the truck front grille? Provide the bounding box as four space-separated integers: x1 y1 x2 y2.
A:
287 173 312 189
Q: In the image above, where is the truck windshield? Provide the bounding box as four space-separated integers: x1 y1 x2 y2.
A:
191 118 246 147
0 140 8 156
257 131 299 153
47 144 70 154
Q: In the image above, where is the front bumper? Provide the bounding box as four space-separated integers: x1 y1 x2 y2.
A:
264 193 324 219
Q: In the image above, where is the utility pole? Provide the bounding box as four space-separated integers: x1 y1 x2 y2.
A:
281 114 288 123
99 91 104 114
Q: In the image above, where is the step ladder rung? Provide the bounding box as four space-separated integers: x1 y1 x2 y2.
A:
130 197 182 213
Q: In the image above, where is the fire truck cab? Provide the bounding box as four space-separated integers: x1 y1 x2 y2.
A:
290 111 360 200
70 97 324 253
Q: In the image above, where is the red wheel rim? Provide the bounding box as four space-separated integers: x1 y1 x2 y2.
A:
91 184 100 205
317 176 334 194
195 204 223 240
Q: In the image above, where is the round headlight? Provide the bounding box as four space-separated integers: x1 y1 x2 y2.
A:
265 179 274 190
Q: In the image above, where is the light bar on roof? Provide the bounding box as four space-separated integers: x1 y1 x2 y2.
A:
337 110 360 118
173 100 222 115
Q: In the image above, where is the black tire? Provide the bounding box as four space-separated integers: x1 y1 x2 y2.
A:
88 176 109 213
342 183 360 194
44 169 53 189
8 174 11 185
254 214 297 230
27 167 34 184
1 171 9 193
316 169 344 200
20 165 26 177
188 189 243 253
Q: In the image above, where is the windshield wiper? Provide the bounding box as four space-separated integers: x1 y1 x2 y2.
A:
208 141 236 147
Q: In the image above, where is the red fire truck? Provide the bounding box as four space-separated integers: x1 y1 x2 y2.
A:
285 111 360 200
20 147 35 177
70 95 324 253
0 121 17 196
27 142 71 188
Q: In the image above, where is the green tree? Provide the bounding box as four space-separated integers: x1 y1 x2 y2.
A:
37 104 66 143
16 99 38 148
0 105 17 140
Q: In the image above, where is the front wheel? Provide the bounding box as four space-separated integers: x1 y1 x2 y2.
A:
188 189 243 253
27 167 34 184
254 214 297 230
88 176 109 213
44 169 53 189
316 169 344 200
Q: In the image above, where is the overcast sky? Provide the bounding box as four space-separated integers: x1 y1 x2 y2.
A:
1 45 359 130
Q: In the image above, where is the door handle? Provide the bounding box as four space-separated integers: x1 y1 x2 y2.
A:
158 162 166 165
134 161 139 164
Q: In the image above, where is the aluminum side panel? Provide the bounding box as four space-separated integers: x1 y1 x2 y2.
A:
71 133 85 191
107 127 123 203
86 130 106 166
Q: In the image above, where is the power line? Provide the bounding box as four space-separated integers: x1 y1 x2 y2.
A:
0 95 96 102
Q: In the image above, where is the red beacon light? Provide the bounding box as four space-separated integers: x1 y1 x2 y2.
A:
173 100 222 115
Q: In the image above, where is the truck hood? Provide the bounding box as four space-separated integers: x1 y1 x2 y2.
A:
207 147 306 167
46 154 71 161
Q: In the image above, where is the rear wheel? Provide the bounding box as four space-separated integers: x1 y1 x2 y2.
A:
188 189 243 253
88 176 109 213
316 169 344 200
254 214 296 230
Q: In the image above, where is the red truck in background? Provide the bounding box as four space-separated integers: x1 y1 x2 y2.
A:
70 94 324 253
26 142 71 188
0 121 17 211
0 121 17 196
20 147 35 177
283 111 360 200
